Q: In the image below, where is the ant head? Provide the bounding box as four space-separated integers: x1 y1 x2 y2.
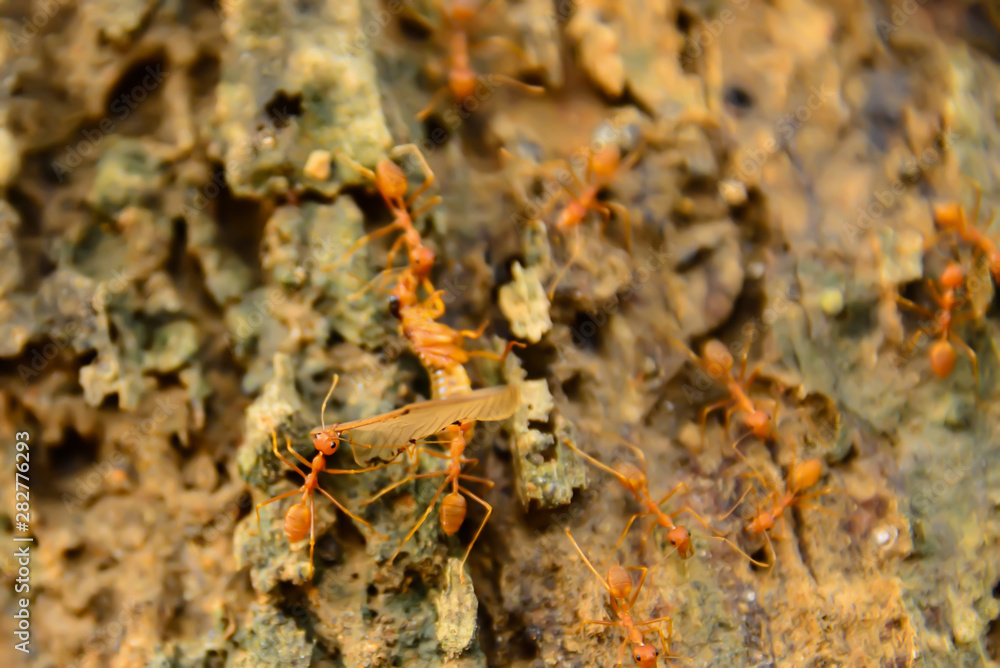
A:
702 339 734 375
932 202 963 228
556 199 587 231
410 245 436 277
941 262 964 289
591 144 622 179
666 526 693 559
617 463 647 493
375 159 408 201
607 563 633 600
632 643 659 668
747 410 772 439
449 67 478 101
312 431 337 456
929 339 957 378
748 511 774 537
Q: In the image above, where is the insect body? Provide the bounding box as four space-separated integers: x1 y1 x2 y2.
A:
564 529 684 667
566 435 765 567
670 337 776 443
931 181 1000 283
362 423 493 581
253 430 390 580
893 261 979 391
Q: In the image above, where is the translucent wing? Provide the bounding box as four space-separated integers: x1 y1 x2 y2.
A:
310 384 519 449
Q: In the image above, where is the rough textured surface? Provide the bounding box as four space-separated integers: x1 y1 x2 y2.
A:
1 1 1000 667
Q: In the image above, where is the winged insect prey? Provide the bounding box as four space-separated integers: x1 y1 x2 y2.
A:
309 384 521 465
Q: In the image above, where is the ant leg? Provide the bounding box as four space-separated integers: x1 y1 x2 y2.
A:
656 482 690 507
321 459 402 475
410 195 443 217
456 320 490 340
564 528 613 595
611 512 649 557
456 486 492 581
316 485 388 539
362 470 448 506
324 223 402 271
603 201 632 255
307 490 316 579
465 341 527 363
382 234 409 273
270 431 307 479
699 399 733 445
538 158 587 193
892 293 935 319
703 535 769 568
671 505 723 536
284 436 313 469
253 488 302 536
390 143 436 206
417 86 453 121
717 486 753 522
491 72 546 95
547 225 582 300
470 35 534 65
625 565 649 609
389 476 452 564
456 473 494 487
949 332 980 396
564 439 641 490
334 151 377 183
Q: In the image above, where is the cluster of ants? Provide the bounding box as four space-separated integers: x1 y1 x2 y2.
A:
245 1 1000 664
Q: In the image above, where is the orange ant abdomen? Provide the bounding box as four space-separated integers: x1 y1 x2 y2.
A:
591 145 621 179
702 339 734 375
284 502 311 543
375 159 408 201
440 492 467 535
929 340 957 378
789 458 823 494
607 564 633 600
616 463 647 494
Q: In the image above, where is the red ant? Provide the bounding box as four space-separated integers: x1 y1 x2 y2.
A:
333 144 441 291
361 422 492 582
564 529 686 667
253 429 392 580
501 141 640 298
930 180 1000 283
670 337 777 444
565 434 765 567
416 0 544 121
893 261 980 392
721 437 836 568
